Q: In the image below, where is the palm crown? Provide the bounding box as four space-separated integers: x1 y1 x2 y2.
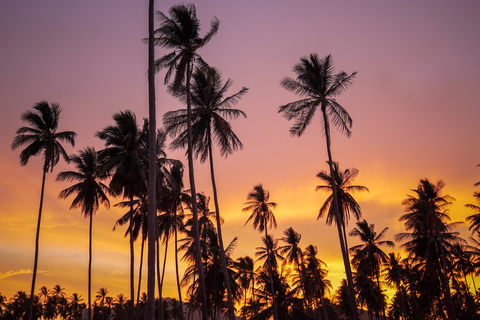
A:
278 53 356 137
154 3 219 90
12 101 76 171
164 64 248 162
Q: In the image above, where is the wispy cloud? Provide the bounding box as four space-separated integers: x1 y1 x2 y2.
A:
110 271 124 276
0 269 42 280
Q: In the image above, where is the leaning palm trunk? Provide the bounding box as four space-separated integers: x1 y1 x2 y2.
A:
264 218 279 320
28 165 47 320
207 136 236 320
185 62 209 320
88 212 93 320
156 235 164 320
321 106 359 320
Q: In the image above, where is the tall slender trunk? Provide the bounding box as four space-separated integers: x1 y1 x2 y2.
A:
88 213 93 320
137 236 145 308
321 105 359 320
185 61 208 320
157 235 164 320
206 134 236 320
129 199 136 320
160 235 169 290
264 221 279 320
146 0 157 320
28 166 47 320
174 208 184 320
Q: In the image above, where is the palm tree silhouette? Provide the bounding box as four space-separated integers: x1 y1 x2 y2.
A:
154 5 219 318
158 162 188 316
243 184 279 320
11 101 76 320
57 147 110 320
302 244 331 319
234 256 255 319
278 53 358 319
164 63 248 319
96 110 146 319
396 179 462 320
278 227 307 308
316 161 367 319
349 219 394 319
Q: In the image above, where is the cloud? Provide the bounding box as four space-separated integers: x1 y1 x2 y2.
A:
110 271 124 276
0 269 43 280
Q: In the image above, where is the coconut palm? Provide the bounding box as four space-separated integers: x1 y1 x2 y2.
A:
164 63 247 320
234 256 255 318
57 147 110 320
349 220 394 289
11 101 76 320
96 110 147 319
396 179 462 320
278 227 307 308
279 53 358 319
243 184 279 320
154 5 219 318
302 244 331 318
349 220 393 320
158 162 189 316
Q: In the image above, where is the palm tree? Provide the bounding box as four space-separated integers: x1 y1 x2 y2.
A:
158 162 189 317
154 5 219 319
164 63 248 320
278 227 307 307
302 244 331 318
396 179 462 320
147 0 157 319
67 293 85 320
349 220 393 320
243 184 279 320
57 147 110 320
278 53 358 319
96 110 146 319
11 101 76 320
349 220 394 290
234 256 255 319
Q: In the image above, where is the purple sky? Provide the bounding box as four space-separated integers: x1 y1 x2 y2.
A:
1 0 480 301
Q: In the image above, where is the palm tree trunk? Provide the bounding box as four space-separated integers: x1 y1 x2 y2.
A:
207 135 236 320
174 208 184 320
88 213 93 320
129 199 136 320
160 235 169 290
137 236 145 309
321 105 359 320
264 221 279 320
157 234 164 320
28 166 47 320
185 61 208 320
146 1 157 320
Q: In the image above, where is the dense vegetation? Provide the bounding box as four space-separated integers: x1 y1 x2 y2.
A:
7 3 480 320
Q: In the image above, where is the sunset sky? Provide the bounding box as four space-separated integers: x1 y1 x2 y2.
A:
1 0 480 302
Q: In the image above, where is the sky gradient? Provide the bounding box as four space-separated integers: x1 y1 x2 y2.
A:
1 0 480 302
